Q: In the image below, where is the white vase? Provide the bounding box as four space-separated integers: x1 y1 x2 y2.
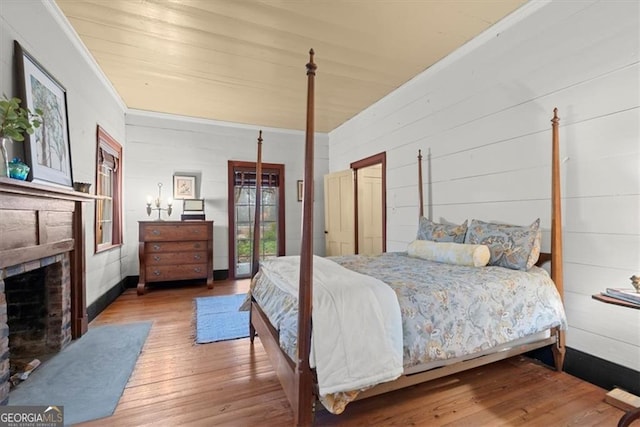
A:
0 137 10 178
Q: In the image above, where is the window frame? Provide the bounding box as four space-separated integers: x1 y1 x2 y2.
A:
94 125 123 253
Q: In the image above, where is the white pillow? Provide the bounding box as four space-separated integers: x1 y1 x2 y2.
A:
407 240 490 267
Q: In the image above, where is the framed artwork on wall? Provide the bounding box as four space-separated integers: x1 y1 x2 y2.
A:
15 41 73 187
173 175 196 199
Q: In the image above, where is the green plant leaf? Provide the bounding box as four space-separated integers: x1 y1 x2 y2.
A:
0 95 42 139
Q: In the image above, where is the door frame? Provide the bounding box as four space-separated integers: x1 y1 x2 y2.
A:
227 160 286 279
350 152 386 254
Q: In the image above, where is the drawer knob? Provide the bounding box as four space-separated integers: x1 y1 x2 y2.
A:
153 255 161 261
194 267 202 273
152 229 160 235
194 243 202 249
153 270 161 276
153 244 161 251
193 254 201 260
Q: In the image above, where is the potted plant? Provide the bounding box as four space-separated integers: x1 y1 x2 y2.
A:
0 95 42 178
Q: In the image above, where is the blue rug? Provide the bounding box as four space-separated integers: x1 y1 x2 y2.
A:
8 321 152 425
195 293 249 343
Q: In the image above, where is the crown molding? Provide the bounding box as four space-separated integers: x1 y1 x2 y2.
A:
126 108 326 137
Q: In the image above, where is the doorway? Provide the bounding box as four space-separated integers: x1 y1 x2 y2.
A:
351 152 386 254
323 153 386 256
227 161 285 279
356 163 383 255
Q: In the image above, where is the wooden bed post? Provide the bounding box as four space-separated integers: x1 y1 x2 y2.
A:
251 130 263 278
550 108 563 300
249 130 263 343
418 149 424 218
294 49 317 427
550 108 566 371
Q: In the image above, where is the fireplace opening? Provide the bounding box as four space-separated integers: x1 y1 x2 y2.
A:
6 267 48 374
4 260 72 385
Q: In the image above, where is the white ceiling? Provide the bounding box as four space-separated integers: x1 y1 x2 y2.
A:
55 0 527 133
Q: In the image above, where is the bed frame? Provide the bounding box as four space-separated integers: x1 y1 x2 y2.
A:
249 50 566 426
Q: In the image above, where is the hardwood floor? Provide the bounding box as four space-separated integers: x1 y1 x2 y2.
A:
78 280 624 426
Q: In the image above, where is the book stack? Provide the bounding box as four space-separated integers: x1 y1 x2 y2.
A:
602 288 640 308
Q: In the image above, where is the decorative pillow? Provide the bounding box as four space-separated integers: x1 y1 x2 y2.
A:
526 229 542 270
416 217 468 243
465 218 541 271
407 240 490 267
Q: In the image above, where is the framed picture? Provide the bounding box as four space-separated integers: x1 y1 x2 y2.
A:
297 180 303 202
173 175 196 199
183 198 204 211
15 41 73 187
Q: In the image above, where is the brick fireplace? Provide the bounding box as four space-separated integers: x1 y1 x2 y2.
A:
0 177 91 404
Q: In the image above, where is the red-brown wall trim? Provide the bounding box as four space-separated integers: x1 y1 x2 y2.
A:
349 152 386 254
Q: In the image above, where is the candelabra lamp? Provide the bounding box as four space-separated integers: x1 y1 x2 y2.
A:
146 182 173 220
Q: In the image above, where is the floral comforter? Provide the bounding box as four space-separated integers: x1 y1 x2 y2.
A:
248 252 567 413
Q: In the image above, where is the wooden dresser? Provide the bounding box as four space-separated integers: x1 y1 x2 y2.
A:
137 220 214 295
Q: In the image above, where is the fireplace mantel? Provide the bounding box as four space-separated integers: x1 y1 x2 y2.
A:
0 176 94 202
0 176 94 338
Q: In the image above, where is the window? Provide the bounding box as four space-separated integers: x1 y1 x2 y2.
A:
228 161 285 278
95 126 122 252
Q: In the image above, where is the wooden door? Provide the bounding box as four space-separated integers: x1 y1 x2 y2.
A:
357 164 383 255
324 170 355 256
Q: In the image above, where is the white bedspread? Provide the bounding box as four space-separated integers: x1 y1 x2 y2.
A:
259 255 403 395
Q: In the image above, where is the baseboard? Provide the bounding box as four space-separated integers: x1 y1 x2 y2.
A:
214 269 229 281
86 278 127 322
564 347 640 397
90 270 228 320
528 345 639 396
125 276 139 288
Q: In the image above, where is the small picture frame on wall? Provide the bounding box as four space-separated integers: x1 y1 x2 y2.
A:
15 41 73 187
173 175 196 199
297 180 303 202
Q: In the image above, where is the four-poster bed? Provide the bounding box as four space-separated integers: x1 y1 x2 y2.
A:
247 50 567 426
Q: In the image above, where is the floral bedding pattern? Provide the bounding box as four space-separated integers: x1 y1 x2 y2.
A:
465 218 541 271
330 252 566 368
248 252 567 412
416 217 468 243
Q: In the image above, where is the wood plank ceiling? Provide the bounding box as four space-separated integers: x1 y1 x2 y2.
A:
55 0 527 133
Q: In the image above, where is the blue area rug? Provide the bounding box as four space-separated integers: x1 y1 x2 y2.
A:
9 322 152 425
195 293 249 343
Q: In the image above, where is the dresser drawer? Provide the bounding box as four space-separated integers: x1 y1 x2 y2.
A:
145 264 209 282
138 220 214 295
145 241 207 253
142 223 210 241
145 251 208 265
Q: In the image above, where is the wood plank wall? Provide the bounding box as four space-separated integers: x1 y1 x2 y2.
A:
328 0 640 372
